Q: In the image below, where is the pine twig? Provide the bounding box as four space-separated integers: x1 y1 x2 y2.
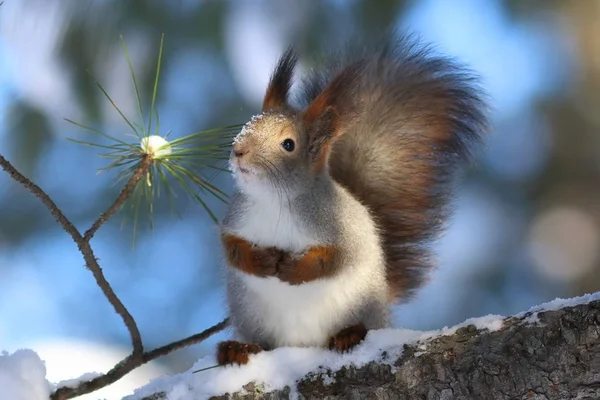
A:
0 153 145 356
0 153 230 400
0 154 82 242
84 154 153 242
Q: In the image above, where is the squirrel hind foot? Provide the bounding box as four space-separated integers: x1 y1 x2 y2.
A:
216 340 263 366
328 323 368 353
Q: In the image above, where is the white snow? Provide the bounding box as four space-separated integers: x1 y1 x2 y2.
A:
232 113 263 145
29 338 168 400
125 315 506 400
231 112 289 145
127 291 600 400
0 349 53 400
3 292 597 400
140 135 172 159
1 339 168 400
517 291 600 324
524 291 600 314
55 372 102 389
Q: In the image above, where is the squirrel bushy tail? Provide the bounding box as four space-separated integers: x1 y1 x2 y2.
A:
297 33 489 301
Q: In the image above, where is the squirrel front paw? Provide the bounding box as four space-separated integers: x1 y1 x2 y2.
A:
222 234 286 278
216 340 263 365
274 251 300 284
276 246 337 285
328 323 368 352
251 246 284 277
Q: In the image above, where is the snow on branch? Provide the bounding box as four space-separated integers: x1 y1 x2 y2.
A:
128 292 600 400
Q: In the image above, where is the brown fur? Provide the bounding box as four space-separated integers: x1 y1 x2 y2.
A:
277 245 342 285
328 323 368 352
223 233 341 284
239 34 487 301
222 234 283 278
297 34 488 301
216 340 263 365
301 63 363 174
262 47 297 112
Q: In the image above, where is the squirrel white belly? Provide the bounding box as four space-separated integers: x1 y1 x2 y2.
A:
216 32 488 365
223 180 388 349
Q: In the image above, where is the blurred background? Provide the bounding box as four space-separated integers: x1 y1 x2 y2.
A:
1 0 599 398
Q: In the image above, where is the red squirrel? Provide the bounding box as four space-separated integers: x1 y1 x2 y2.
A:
217 33 488 365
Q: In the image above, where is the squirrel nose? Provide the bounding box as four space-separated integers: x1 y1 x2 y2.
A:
233 144 247 158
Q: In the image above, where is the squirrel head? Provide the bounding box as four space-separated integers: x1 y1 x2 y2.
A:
229 48 358 201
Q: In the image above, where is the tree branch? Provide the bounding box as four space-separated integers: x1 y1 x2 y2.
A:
78 241 144 356
143 318 230 361
0 153 230 400
84 154 153 242
0 153 146 356
51 318 230 400
136 297 600 400
0 154 83 242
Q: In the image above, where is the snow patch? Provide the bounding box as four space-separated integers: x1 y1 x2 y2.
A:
524 291 600 314
126 314 507 400
232 113 264 145
127 292 600 399
231 112 289 145
0 349 53 400
6 293 594 400
140 135 172 159
517 291 600 325
1 339 168 400
55 372 103 389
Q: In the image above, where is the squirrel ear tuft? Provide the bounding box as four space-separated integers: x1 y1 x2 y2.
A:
262 47 298 112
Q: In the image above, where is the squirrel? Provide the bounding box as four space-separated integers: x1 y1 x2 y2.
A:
216 32 488 366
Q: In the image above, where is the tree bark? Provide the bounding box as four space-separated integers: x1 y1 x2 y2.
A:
141 298 600 400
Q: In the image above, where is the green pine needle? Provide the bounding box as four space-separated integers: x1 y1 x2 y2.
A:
66 33 241 246
85 69 142 139
191 364 223 374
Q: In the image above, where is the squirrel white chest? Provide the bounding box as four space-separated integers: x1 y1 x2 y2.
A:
227 197 369 347
224 191 388 348
234 197 316 252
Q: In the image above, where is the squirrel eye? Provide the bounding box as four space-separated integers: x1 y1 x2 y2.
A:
281 138 295 152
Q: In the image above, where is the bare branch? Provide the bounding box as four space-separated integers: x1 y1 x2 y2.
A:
50 318 230 400
143 317 230 361
78 242 144 356
2 152 230 399
1 153 145 356
0 154 83 243
84 155 153 242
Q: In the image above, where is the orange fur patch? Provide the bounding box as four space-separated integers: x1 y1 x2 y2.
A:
277 245 341 285
303 91 332 126
221 234 281 278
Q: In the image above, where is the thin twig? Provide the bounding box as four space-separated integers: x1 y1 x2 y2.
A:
1 153 230 399
84 154 153 242
0 153 145 356
50 318 230 400
0 154 83 242
143 317 230 361
78 242 144 356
